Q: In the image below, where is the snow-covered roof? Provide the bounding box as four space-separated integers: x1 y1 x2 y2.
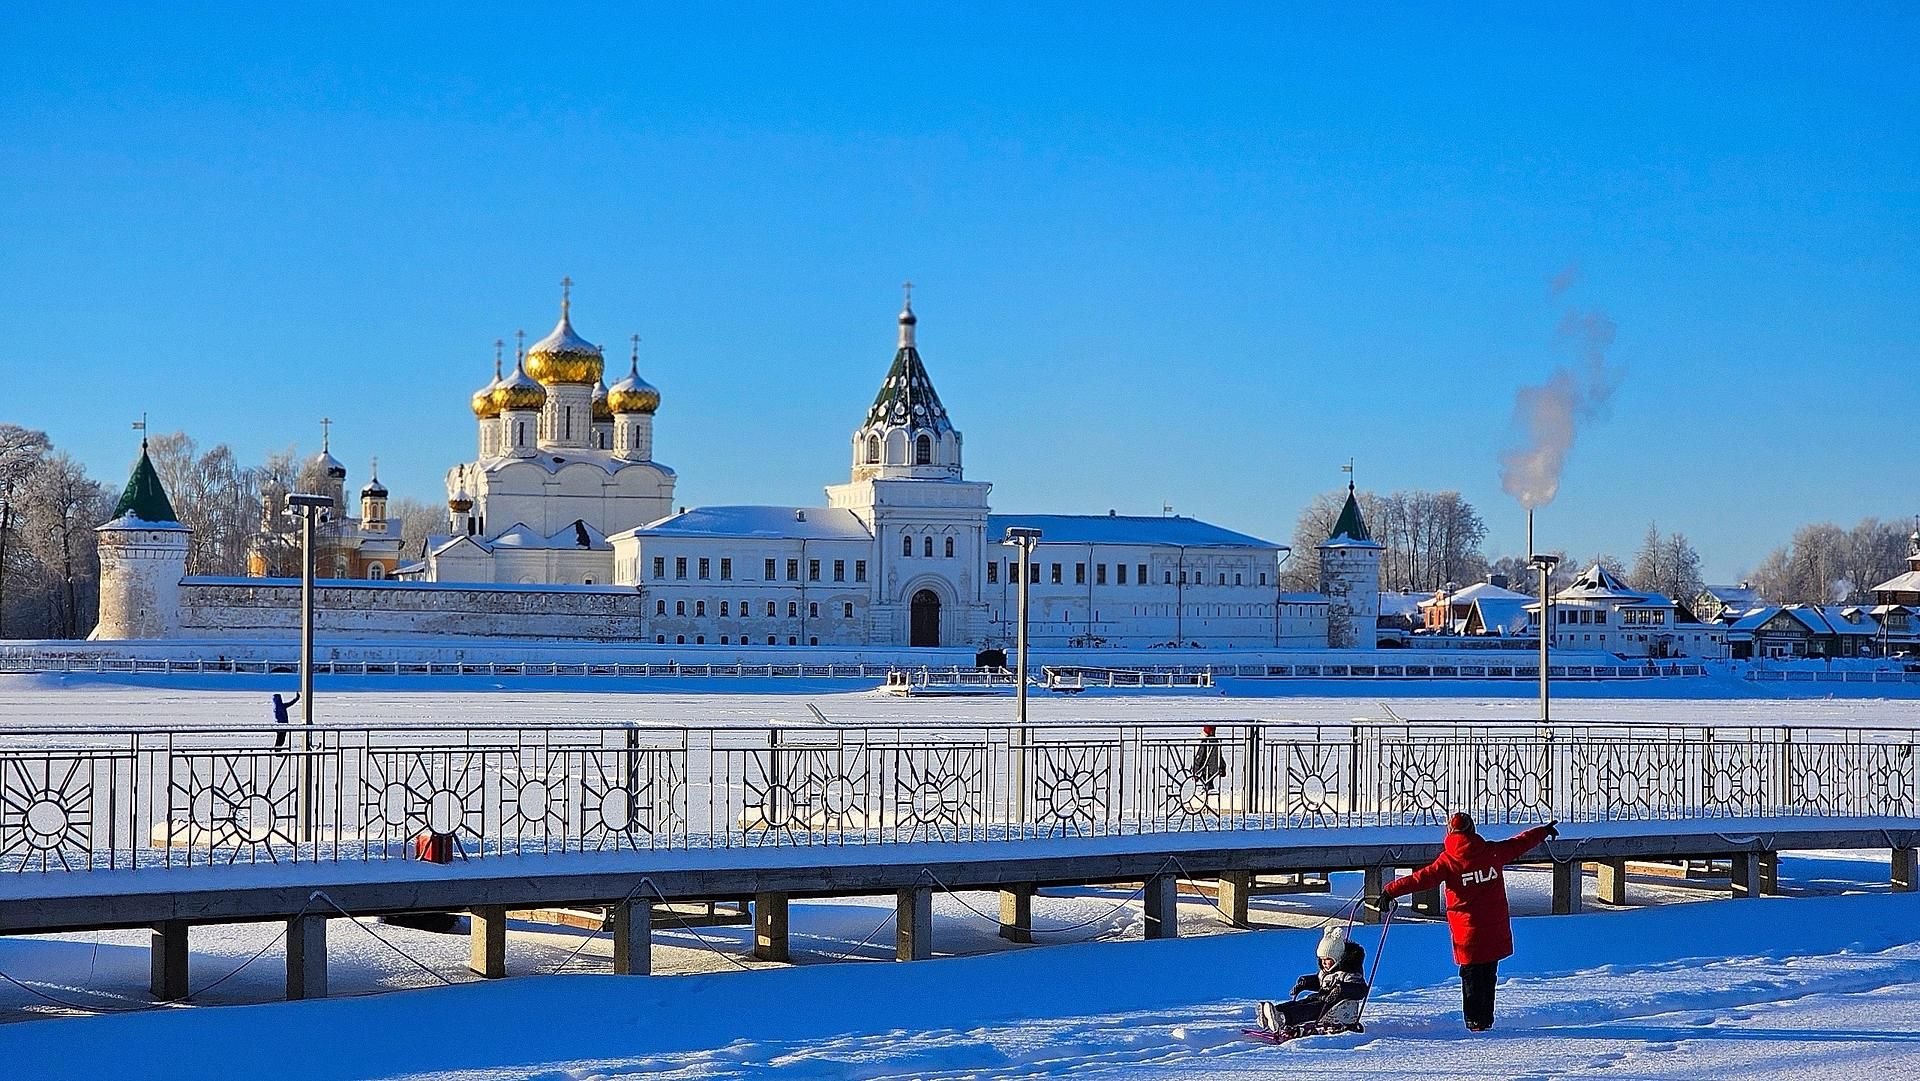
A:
624 506 874 542
1699 584 1763 609
1378 591 1426 618
546 519 610 550
1421 581 1531 609
1873 570 1920 594
1556 564 1641 600
488 523 545 548
1470 597 1534 635
986 514 1280 550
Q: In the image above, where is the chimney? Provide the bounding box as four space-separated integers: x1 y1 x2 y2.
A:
1489 573 1509 590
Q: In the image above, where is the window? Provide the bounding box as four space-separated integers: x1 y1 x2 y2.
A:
1030 563 1041 584
843 602 853 618
788 636 797 645
695 635 705 644
656 634 665 643
1096 564 1107 585
987 562 998 584
656 600 666 615
675 557 687 580
1218 574 1225 586
923 536 934 557
1117 563 1127 585
1234 573 1242 586
915 434 932 464
651 554 666 579
721 635 729 644
765 558 777 580
695 601 706 617
808 559 820 582
902 535 913 557
766 602 776 616
1166 571 1174 584
809 602 819 618
866 434 881 463
855 560 867 582
1050 563 1062 584
676 634 684 644
788 601 798 617
1138 564 1147 584
720 601 730 616
720 558 732 581
767 635 776 645
786 559 799 581
945 537 954 558
367 564 385 580
1075 563 1086 585
675 601 685 616
809 637 818 646
698 558 710 580
833 559 845 582
1259 572 1266 586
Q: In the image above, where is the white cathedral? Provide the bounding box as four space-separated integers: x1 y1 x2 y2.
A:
96 284 1382 651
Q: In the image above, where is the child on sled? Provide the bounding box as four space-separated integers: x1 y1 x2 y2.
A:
1255 924 1369 1036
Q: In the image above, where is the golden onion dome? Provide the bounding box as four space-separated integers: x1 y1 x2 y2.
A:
524 286 603 385
449 487 474 513
492 355 547 411
608 340 661 415
471 342 506 418
591 377 614 422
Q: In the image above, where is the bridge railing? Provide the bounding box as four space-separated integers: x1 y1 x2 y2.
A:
0 720 1910 872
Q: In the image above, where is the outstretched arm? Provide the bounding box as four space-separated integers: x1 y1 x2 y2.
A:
1381 853 1451 900
1491 825 1552 865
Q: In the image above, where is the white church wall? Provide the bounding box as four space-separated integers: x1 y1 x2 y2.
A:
174 579 647 640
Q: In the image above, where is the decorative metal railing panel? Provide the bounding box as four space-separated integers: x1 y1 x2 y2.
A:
0 721 1913 872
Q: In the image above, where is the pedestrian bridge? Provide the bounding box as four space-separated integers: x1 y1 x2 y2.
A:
0 719 1914 1003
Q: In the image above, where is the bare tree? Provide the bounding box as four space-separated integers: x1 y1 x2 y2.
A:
146 431 267 576
390 496 448 562
1630 522 1703 601
15 452 110 637
0 424 52 637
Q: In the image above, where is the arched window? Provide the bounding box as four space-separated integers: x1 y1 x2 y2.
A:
675 601 686 616
367 564 385 580
332 557 348 578
656 600 666 615
915 434 932 465
923 536 933 557
866 434 881 464
516 421 526 446
720 601 729 616
695 601 706 616
787 601 798 617
767 635 776 645
944 537 954 558
808 602 819 618
902 535 913 557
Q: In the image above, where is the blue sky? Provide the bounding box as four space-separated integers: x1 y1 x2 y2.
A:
3 5 1915 579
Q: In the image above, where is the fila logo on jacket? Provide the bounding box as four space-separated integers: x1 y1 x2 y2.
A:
1461 866 1502 886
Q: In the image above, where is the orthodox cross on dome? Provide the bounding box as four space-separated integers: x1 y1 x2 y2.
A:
902 279 913 304
560 275 573 317
630 333 640 360
320 417 332 451
493 338 504 378
515 329 526 362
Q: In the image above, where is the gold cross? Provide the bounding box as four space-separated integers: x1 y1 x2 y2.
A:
902 279 913 304
561 275 573 314
320 416 332 450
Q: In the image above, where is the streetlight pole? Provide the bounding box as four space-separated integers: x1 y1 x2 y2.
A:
288 492 332 842
1530 553 1561 724
0 481 11 639
1005 526 1042 827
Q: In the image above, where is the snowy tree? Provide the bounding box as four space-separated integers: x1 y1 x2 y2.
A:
1629 523 1703 601
0 424 53 636
12 452 110 638
146 431 268 576
1285 487 1489 593
1751 519 1913 604
390 496 446 561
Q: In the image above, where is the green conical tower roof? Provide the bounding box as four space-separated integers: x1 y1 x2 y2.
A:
1324 484 1373 544
110 445 181 525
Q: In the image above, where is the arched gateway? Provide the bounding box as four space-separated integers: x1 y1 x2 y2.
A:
910 589 941 647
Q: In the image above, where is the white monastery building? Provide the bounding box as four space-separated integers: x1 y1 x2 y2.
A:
94 284 1379 651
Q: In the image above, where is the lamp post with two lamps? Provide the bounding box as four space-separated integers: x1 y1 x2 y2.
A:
1003 526 1043 824
286 492 333 841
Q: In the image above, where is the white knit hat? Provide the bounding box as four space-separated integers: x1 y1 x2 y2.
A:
1316 925 1349 963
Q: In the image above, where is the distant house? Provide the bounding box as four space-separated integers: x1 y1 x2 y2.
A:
1866 531 1920 655
1535 564 1727 659
1418 576 1532 633
1693 582 1765 624
1727 605 1882 659
1462 596 1534 637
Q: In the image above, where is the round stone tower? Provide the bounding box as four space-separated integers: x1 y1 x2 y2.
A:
91 442 191 640
1316 482 1383 650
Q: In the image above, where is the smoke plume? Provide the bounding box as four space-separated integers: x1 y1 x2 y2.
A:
1498 308 1624 509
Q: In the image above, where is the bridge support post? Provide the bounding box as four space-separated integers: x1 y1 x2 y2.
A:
468 906 507 978
1361 867 1386 924
1893 848 1917 892
753 892 789 962
286 914 327 1000
1730 853 1763 899
611 899 654 975
1143 874 1179 939
1217 871 1253 927
1758 851 1780 896
1596 859 1628 906
149 920 188 1001
1551 862 1583 915
897 887 933 961
999 884 1034 943
1409 883 1443 917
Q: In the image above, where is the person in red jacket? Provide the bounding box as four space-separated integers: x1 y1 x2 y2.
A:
1373 812 1558 1031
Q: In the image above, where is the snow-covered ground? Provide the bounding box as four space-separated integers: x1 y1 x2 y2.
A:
0 852 1914 1079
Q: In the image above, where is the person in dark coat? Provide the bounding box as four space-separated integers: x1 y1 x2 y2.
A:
1191 725 1226 793
1256 925 1369 1034
1375 812 1557 1031
270 692 299 750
